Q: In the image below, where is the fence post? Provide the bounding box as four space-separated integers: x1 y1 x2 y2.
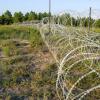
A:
49 0 51 33
88 7 92 32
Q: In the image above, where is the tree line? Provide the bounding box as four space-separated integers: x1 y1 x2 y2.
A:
0 10 49 25
55 13 100 28
0 10 100 27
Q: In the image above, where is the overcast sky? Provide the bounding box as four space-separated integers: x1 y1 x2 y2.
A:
0 0 100 15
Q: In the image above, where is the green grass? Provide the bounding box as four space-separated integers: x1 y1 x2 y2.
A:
92 28 100 33
0 25 99 100
0 25 43 49
0 25 58 100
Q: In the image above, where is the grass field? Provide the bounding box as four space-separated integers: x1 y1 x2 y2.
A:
0 25 58 100
0 25 100 100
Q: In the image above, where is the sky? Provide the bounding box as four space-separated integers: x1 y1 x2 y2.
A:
0 0 100 15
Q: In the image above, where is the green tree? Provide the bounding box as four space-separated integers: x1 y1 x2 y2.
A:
0 15 5 25
60 13 71 26
0 10 13 25
3 10 12 19
3 10 13 24
84 18 88 27
38 13 43 20
24 12 29 21
94 19 100 28
42 12 49 18
14 12 24 23
28 11 37 21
